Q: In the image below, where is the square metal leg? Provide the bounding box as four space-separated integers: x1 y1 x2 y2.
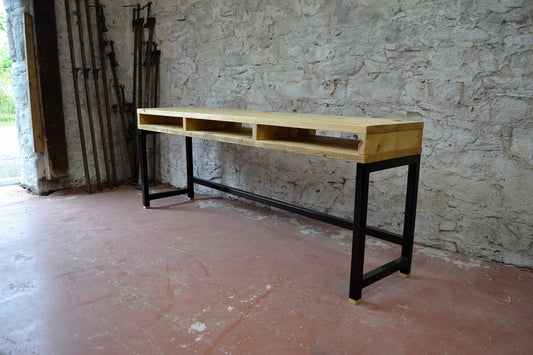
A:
185 136 195 200
139 130 150 208
349 155 421 303
349 163 370 304
139 133 195 207
400 158 420 276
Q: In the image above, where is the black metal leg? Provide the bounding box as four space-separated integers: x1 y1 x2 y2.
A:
139 130 150 208
349 163 370 304
400 156 420 276
185 136 194 200
139 134 420 303
348 155 421 303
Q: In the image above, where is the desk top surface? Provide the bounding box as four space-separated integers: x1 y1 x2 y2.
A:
138 107 423 163
138 107 423 135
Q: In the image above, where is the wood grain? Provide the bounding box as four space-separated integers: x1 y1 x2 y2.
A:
23 13 44 153
138 107 423 163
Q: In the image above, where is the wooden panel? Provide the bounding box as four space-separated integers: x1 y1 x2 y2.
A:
254 124 315 140
138 113 182 126
362 147 423 163
255 136 362 162
185 118 243 132
186 127 253 145
138 107 423 134
23 13 44 153
137 107 424 163
34 1 69 180
359 130 423 156
358 130 423 163
138 123 185 135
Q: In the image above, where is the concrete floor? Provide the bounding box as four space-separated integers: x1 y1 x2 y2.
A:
0 185 532 354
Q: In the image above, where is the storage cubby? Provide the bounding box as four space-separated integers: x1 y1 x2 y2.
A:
138 114 183 128
253 124 315 140
137 107 423 163
185 118 253 141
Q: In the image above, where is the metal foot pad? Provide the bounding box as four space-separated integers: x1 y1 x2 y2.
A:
399 272 411 278
143 206 151 209
187 197 195 201
349 298 362 305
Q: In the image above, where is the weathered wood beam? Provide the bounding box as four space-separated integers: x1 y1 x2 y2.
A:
33 0 69 180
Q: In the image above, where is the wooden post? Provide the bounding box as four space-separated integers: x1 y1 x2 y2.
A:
33 0 70 180
23 13 44 153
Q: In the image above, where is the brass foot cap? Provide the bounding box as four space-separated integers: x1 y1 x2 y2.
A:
143 206 151 209
349 298 362 305
399 272 411 278
187 197 195 201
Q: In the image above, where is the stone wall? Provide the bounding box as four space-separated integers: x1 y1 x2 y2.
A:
4 0 532 267
3 0 39 191
154 0 533 267
4 0 132 193
54 0 133 189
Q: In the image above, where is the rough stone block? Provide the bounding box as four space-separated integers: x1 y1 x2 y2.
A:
439 221 457 232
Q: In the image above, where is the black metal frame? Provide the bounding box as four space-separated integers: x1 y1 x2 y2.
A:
139 131 420 303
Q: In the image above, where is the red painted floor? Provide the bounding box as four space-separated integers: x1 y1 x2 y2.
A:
1 185 532 354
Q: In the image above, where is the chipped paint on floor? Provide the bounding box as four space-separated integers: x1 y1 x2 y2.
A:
0 185 532 354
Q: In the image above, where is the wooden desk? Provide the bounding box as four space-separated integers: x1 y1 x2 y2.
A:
138 107 423 304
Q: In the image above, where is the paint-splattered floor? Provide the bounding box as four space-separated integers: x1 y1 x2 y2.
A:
1 185 532 354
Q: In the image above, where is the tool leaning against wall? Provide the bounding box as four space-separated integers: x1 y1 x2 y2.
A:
63 1 160 192
64 0 125 192
130 1 159 186
64 0 92 193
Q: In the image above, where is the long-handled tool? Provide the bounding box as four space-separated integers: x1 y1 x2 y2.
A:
151 48 161 184
84 0 111 189
108 41 135 181
136 6 145 112
75 0 101 190
152 49 161 107
131 5 141 122
95 0 117 187
142 3 155 109
65 0 91 194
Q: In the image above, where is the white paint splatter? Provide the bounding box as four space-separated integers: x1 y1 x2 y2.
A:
188 322 206 333
298 228 318 236
366 238 393 250
452 259 482 269
330 230 350 241
288 219 322 237
266 284 271 290
416 246 482 269
233 206 269 221
227 306 234 311
197 200 220 209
